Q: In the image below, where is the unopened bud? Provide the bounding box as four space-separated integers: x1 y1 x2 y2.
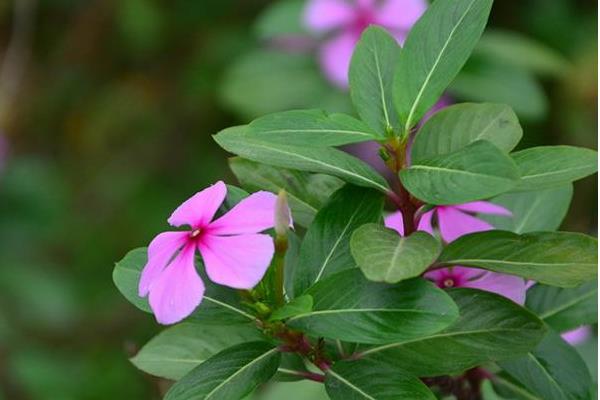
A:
275 190 292 237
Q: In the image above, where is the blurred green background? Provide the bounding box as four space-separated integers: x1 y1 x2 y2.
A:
0 0 596 399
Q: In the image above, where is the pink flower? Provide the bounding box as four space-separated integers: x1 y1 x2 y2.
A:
384 201 527 304
562 326 592 345
385 201 512 242
304 0 427 88
139 181 280 324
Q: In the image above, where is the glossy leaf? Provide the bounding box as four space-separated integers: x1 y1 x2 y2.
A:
526 282 597 333
500 331 593 400
350 26 401 134
511 146 598 191
229 157 343 227
360 288 546 376
394 0 493 132
165 341 280 400
292 185 384 295
246 109 379 146
400 140 520 205
325 358 436 400
351 224 441 283
439 231 598 287
287 269 459 344
130 322 264 380
214 126 390 193
412 103 522 162
480 185 573 233
113 248 151 312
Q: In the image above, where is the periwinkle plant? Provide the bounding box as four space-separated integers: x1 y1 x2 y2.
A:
113 0 598 399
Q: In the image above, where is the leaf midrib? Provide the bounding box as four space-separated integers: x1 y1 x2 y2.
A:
538 290 597 320
328 369 376 400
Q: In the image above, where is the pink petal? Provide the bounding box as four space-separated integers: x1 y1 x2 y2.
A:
437 207 494 243
417 209 435 234
208 191 279 235
304 0 355 33
167 181 227 228
374 0 427 30
454 201 512 216
562 326 592 345
319 31 358 89
199 234 275 289
148 244 205 325
384 211 405 236
464 271 527 305
139 231 190 297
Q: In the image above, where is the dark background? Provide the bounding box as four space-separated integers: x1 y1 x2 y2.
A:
0 0 596 398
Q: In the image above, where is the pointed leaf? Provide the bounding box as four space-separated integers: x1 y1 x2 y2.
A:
526 282 597 333
351 224 441 283
481 185 573 233
325 358 436 400
350 26 401 134
287 269 459 344
246 109 379 146
412 103 522 162
360 288 546 377
439 231 598 287
400 140 520 205
394 0 493 132
511 146 598 191
165 341 280 400
499 331 593 400
214 126 390 193
130 322 264 380
292 185 384 295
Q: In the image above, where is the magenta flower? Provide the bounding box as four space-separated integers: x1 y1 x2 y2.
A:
139 181 280 324
304 0 427 88
384 202 527 304
385 201 512 242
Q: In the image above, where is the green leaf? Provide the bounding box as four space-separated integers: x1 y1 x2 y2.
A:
351 225 441 284
220 50 352 119
475 29 569 77
480 185 573 233
450 61 547 121
214 126 390 193
113 247 256 324
269 295 313 321
526 282 597 333
229 157 343 227
350 26 401 134
113 248 151 312
325 358 436 400
246 109 379 146
412 103 522 162
438 231 598 288
165 341 280 400
400 140 520 205
292 185 384 295
499 331 593 400
394 0 493 133
287 269 458 344
511 146 598 191
254 0 306 39
130 322 265 380
360 288 546 377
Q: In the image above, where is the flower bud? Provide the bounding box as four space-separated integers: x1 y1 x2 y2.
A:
275 190 292 237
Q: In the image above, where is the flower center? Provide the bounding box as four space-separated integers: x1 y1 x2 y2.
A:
442 278 455 288
189 228 202 238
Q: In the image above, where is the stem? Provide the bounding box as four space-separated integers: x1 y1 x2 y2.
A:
273 236 287 307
